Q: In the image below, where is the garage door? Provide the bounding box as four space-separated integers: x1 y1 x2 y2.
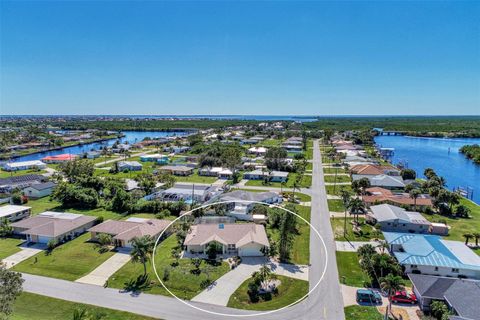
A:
240 247 262 257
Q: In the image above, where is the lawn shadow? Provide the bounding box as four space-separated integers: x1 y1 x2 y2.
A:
121 274 152 296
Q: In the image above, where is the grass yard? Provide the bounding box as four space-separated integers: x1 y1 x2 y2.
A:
12 233 115 281
108 235 230 299
324 175 351 183
173 170 218 184
330 217 383 241
344 305 382 320
259 139 282 147
281 192 311 202
0 238 24 260
306 162 313 170
245 173 312 188
267 205 310 265
325 184 352 195
227 275 308 311
305 148 313 160
424 198 480 242
323 167 347 174
11 292 157 320
328 199 345 212
336 251 370 287
0 169 47 179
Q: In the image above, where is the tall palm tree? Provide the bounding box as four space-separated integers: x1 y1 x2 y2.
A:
380 274 404 320
463 233 474 246
347 198 365 223
376 240 389 254
409 188 422 211
473 232 480 247
339 187 352 238
130 235 155 276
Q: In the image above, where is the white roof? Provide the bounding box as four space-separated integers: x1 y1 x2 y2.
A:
248 147 267 153
5 160 45 168
39 211 83 220
0 205 31 218
441 240 480 266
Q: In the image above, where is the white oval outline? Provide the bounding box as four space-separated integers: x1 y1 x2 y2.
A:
152 200 328 317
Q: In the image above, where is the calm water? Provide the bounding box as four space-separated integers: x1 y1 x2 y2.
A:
375 136 480 204
12 131 186 162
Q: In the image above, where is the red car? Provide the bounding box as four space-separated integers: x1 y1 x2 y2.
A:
390 291 417 304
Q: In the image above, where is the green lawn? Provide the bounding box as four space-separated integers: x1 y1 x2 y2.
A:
330 217 383 241
324 175 351 183
424 198 480 242
0 169 47 179
325 184 352 195
12 292 157 320
12 233 115 281
0 238 24 260
336 251 370 287
227 275 308 311
281 192 311 202
305 149 313 160
267 205 310 265
328 199 345 212
344 305 382 320
306 162 313 170
245 173 312 188
323 167 347 174
108 235 230 299
174 170 218 184
259 139 282 147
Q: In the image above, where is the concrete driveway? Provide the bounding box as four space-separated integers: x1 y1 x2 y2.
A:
3 243 45 269
76 249 131 286
335 241 382 252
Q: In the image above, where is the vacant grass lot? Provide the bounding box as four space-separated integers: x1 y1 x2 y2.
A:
325 184 352 195
336 251 370 287
328 199 345 212
0 169 47 179
108 235 230 299
344 305 382 320
174 170 218 184
11 292 157 320
330 217 383 241
12 233 115 281
424 198 480 242
245 173 312 188
0 238 23 260
324 175 351 183
227 275 308 311
281 192 311 202
323 167 347 174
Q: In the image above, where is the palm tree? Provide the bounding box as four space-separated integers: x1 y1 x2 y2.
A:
463 233 474 246
380 274 404 320
409 188 422 211
473 232 480 247
130 235 155 276
339 187 352 238
347 198 365 223
376 240 389 254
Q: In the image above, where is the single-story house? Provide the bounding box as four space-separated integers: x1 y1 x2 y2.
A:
117 161 143 172
248 147 267 156
3 160 47 172
353 174 406 189
0 174 47 193
41 154 77 164
88 218 171 248
163 146 190 154
408 274 480 319
22 181 57 199
350 164 401 176
198 167 233 179
367 204 448 235
140 154 169 164
243 169 289 182
11 211 96 244
184 223 269 257
384 232 480 279
218 190 282 221
85 151 101 159
158 165 194 176
0 204 31 222
283 145 303 153
158 183 223 204
363 187 433 210
240 139 259 145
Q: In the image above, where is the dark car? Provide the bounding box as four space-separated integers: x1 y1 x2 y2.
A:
390 291 417 304
356 289 382 304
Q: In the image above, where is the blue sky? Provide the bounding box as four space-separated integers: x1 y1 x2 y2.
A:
1 1 479 116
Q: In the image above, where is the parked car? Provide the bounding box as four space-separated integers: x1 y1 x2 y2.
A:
390 291 417 304
356 289 382 304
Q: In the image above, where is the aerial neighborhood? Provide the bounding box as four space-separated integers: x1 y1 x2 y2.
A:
0 118 479 320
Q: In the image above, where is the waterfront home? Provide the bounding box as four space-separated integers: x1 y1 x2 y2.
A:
140 154 169 164
218 190 282 221
0 174 47 193
3 160 47 171
163 146 190 154
367 204 448 235
0 204 31 222
157 183 223 204
117 161 143 172
353 174 405 189
383 232 480 279
158 165 194 176
283 145 303 153
248 146 267 156
11 211 96 244
240 138 259 145
350 164 401 176
243 169 289 182
184 223 269 257
42 154 77 164
408 274 480 319
362 187 433 210
88 217 170 248
198 167 233 179
85 151 101 159
22 181 57 199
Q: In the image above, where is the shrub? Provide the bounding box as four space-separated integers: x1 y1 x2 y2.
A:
162 267 170 281
247 282 260 303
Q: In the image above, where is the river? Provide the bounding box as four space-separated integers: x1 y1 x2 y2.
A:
374 135 480 204
12 131 187 162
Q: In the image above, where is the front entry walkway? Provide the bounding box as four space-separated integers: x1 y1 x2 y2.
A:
76 249 131 286
3 243 45 269
191 257 309 306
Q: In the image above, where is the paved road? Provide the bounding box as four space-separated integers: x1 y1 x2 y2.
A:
19 139 345 319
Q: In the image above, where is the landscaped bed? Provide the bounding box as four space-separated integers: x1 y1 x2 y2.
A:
12 233 115 281
11 292 156 320
0 238 23 260
227 275 308 311
330 217 383 241
335 251 370 287
107 235 230 299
